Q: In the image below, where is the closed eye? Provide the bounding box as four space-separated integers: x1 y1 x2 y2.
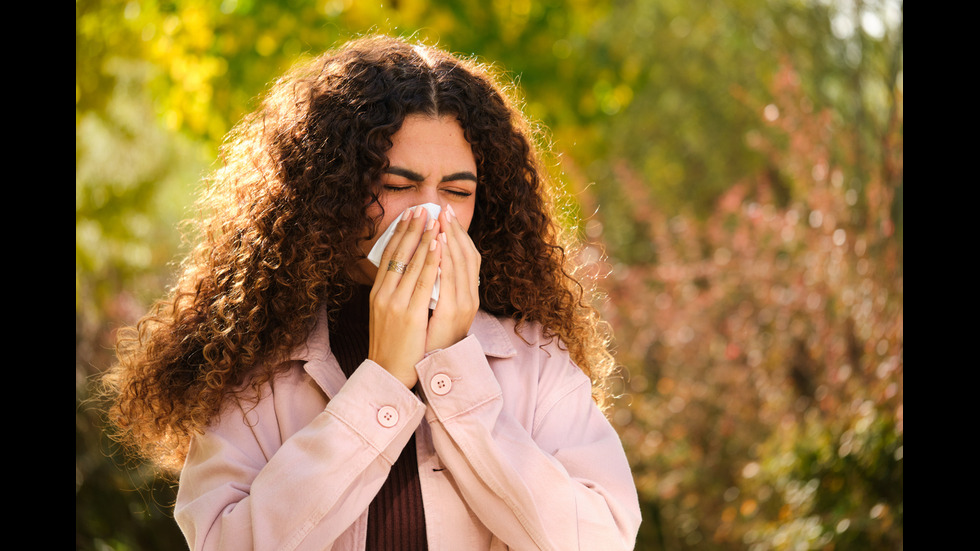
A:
383 185 413 192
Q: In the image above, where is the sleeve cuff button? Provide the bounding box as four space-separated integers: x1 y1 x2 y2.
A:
430 373 453 396
377 406 399 427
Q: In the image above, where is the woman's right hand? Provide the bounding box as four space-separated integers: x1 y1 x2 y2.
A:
368 206 442 388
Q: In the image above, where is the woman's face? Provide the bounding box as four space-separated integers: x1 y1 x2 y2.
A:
354 114 478 283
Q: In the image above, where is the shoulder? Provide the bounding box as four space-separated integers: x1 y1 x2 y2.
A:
490 314 587 383
477 312 591 410
205 360 327 449
479 313 600 442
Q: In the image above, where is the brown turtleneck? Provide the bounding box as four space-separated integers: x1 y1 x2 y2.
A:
328 285 428 550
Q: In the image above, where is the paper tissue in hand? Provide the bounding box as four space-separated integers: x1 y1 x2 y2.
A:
366 203 442 309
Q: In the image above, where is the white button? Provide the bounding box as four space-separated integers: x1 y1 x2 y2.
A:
430 373 452 396
377 406 399 427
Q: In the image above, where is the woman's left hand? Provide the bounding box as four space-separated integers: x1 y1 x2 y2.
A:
426 204 481 353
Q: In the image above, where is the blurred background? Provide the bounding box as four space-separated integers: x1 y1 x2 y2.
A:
76 0 903 549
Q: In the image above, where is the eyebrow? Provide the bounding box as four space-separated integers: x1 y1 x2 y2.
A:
385 166 477 183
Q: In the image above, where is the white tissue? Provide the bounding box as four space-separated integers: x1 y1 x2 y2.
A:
367 203 442 309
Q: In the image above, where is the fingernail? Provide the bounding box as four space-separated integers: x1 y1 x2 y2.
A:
447 204 456 219
402 207 414 221
440 232 447 243
427 217 435 230
414 206 425 218
429 239 437 251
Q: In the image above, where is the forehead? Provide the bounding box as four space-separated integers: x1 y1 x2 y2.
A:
388 115 475 168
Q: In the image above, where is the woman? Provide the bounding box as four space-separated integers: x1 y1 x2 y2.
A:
104 35 641 550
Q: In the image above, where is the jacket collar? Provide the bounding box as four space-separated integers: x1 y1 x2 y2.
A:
289 307 517 398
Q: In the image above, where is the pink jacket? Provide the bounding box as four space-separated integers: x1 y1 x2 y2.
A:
175 309 641 550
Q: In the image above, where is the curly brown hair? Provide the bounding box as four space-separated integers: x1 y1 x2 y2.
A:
102 35 615 472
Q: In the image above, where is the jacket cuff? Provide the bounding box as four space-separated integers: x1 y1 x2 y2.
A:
325 360 426 464
415 334 502 422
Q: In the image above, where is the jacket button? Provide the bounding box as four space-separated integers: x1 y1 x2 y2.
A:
377 406 399 427
430 373 452 396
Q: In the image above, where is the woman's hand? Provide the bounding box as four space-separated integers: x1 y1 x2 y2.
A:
426 204 481 353
368 206 442 388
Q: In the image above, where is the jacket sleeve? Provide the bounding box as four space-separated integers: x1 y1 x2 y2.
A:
415 334 642 551
174 360 426 551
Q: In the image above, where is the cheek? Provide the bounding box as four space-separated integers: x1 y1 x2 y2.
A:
362 196 418 248
360 201 392 250
458 199 476 232
458 212 474 232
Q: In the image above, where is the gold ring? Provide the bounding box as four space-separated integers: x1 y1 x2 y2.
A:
387 260 407 274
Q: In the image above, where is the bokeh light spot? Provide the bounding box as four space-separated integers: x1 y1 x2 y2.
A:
833 228 846 246
808 209 823 228
764 104 779 121
552 38 572 59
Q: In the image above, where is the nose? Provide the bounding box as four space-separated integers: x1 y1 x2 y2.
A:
418 186 440 207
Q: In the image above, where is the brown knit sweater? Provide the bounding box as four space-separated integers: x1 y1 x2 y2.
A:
328 286 428 550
